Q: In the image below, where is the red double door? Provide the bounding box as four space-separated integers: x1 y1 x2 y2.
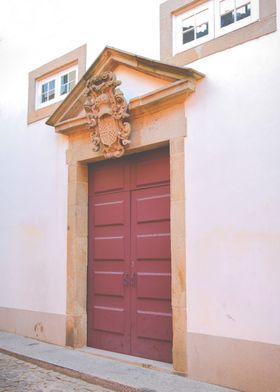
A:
87 148 172 363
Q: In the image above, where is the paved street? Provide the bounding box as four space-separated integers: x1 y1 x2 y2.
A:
0 352 113 392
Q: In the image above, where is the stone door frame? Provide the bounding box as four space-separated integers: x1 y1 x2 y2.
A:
58 74 198 374
66 133 187 373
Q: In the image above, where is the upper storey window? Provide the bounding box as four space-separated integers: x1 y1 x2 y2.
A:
173 0 259 54
174 2 214 52
28 45 86 124
215 0 259 36
36 66 77 109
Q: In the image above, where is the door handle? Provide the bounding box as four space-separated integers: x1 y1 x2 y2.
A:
131 272 137 287
123 272 129 287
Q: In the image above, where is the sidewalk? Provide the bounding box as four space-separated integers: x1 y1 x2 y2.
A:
0 331 237 392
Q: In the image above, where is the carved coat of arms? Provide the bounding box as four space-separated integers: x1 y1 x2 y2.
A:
83 72 131 158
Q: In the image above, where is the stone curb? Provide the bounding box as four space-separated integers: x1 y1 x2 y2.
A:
0 348 139 392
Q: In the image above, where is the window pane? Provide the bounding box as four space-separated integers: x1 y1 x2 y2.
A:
69 70 76 82
49 90 55 100
49 80 55 90
60 84 68 95
220 0 235 27
61 74 68 84
41 93 48 103
42 83 48 93
182 15 195 44
236 3 251 21
196 22 209 39
221 11 234 27
183 28 195 44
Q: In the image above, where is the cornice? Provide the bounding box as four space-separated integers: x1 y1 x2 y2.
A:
54 78 196 135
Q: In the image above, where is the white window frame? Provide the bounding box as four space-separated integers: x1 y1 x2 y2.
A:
60 68 77 97
173 0 259 55
36 74 57 109
173 1 214 54
36 65 78 110
215 0 259 37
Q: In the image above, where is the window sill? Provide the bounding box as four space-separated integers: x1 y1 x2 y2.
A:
28 101 63 124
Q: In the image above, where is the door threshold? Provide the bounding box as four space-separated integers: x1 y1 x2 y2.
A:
77 346 175 375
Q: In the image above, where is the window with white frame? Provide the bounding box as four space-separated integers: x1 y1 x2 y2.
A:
60 69 76 96
173 1 214 53
41 78 56 104
36 65 78 109
173 0 259 54
215 0 259 36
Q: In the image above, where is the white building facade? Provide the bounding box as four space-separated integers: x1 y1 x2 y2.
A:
0 1 280 391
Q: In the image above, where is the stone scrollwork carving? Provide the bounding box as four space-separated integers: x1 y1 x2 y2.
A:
83 71 131 158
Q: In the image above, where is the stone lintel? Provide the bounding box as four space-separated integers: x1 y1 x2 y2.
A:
54 79 196 134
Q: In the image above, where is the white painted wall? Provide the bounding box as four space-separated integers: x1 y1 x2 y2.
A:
1 0 279 350
115 65 169 101
185 1 280 345
0 120 68 313
0 0 164 315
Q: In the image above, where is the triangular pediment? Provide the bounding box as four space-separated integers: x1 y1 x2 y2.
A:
46 46 204 129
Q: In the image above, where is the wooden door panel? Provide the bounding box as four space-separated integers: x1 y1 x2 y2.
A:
131 185 172 363
136 193 170 223
131 149 170 189
89 160 127 195
136 311 173 341
93 307 126 334
132 341 172 363
93 236 125 260
94 200 126 226
137 273 171 300
90 329 127 353
87 187 130 353
93 272 125 296
136 233 171 260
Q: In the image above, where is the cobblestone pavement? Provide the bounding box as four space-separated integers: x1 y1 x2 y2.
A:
0 352 113 392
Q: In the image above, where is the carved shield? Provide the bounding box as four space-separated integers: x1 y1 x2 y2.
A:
84 72 131 158
98 115 118 146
